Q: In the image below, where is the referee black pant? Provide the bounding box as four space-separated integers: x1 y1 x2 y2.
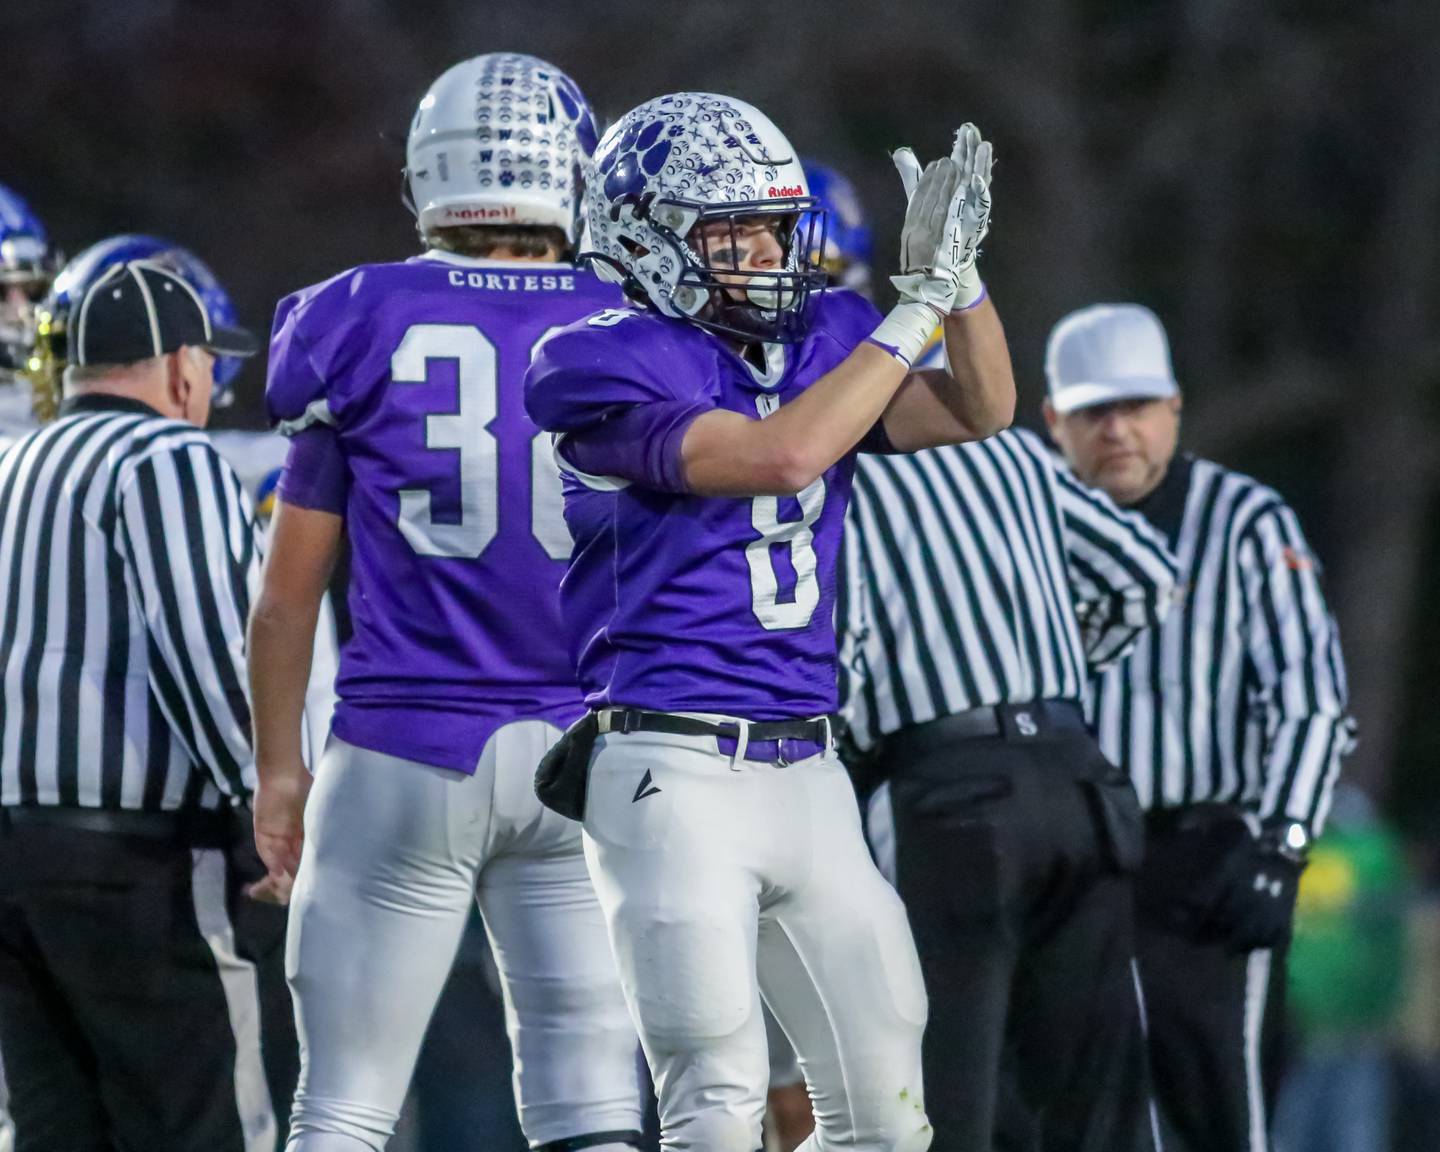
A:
0 809 296 1152
877 702 1156 1152
1134 811 1289 1152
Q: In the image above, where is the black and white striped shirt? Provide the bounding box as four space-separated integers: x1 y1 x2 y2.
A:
0 394 260 811
841 427 1178 749
1089 454 1352 833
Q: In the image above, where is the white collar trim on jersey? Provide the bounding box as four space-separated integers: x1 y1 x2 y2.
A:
743 340 787 390
416 250 573 272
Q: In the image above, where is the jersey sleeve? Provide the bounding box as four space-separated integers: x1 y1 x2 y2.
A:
278 424 349 515
526 311 700 428
525 311 717 491
1047 438 1179 669
1236 502 1355 834
116 439 261 800
265 270 369 435
555 402 710 493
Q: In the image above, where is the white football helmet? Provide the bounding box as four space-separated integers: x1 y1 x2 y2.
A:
583 92 828 343
406 53 598 244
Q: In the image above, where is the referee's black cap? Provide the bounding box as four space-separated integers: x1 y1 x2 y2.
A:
69 260 258 367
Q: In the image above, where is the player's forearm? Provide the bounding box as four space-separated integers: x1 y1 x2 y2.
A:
871 297 1015 453
938 294 1016 434
682 342 907 496
247 592 318 781
248 500 343 779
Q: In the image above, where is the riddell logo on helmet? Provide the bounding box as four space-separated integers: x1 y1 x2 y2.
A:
768 185 804 197
443 206 519 221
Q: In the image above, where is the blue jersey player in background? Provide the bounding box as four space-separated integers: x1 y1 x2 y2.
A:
526 93 1015 1152
248 54 642 1152
0 184 59 451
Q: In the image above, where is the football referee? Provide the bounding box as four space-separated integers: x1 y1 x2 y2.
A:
1044 303 1354 1152
0 256 285 1151
841 423 1176 1152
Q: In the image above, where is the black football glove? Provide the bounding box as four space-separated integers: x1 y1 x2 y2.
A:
1201 826 1306 953
1135 803 1252 936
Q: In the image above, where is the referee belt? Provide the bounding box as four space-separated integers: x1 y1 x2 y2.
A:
596 707 834 765
0 805 238 847
884 699 1087 760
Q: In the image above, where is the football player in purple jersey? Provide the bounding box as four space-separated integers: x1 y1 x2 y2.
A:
756 161 876 1152
248 54 643 1152
525 95 1014 1152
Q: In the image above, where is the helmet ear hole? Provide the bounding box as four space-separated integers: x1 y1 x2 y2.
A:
578 252 627 284
671 285 708 317
618 236 651 260
579 252 649 307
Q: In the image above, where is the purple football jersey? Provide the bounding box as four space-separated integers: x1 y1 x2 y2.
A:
525 288 884 720
266 253 623 772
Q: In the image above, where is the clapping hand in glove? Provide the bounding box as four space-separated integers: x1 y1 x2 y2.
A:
891 123 993 314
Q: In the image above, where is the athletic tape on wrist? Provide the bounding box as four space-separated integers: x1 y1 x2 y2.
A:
869 300 942 367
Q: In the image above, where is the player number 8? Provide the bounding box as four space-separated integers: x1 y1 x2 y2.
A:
747 477 825 631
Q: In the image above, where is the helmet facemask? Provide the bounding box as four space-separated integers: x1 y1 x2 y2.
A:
589 193 828 345
681 199 828 344
0 237 58 375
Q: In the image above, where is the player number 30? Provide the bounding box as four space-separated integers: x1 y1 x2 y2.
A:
389 323 570 561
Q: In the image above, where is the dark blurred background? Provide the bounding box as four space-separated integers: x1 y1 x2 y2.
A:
5 0 1440 1146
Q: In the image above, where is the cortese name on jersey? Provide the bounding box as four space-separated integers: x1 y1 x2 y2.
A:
525 288 886 723
266 252 623 773
443 269 580 293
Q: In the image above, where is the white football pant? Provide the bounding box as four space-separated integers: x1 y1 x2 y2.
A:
583 728 931 1152
285 724 642 1151
0 1047 11 1152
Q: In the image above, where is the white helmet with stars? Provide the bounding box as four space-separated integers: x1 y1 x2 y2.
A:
583 92 828 344
406 53 598 244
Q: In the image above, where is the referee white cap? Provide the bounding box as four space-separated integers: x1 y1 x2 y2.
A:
70 259 257 367
1045 303 1178 414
